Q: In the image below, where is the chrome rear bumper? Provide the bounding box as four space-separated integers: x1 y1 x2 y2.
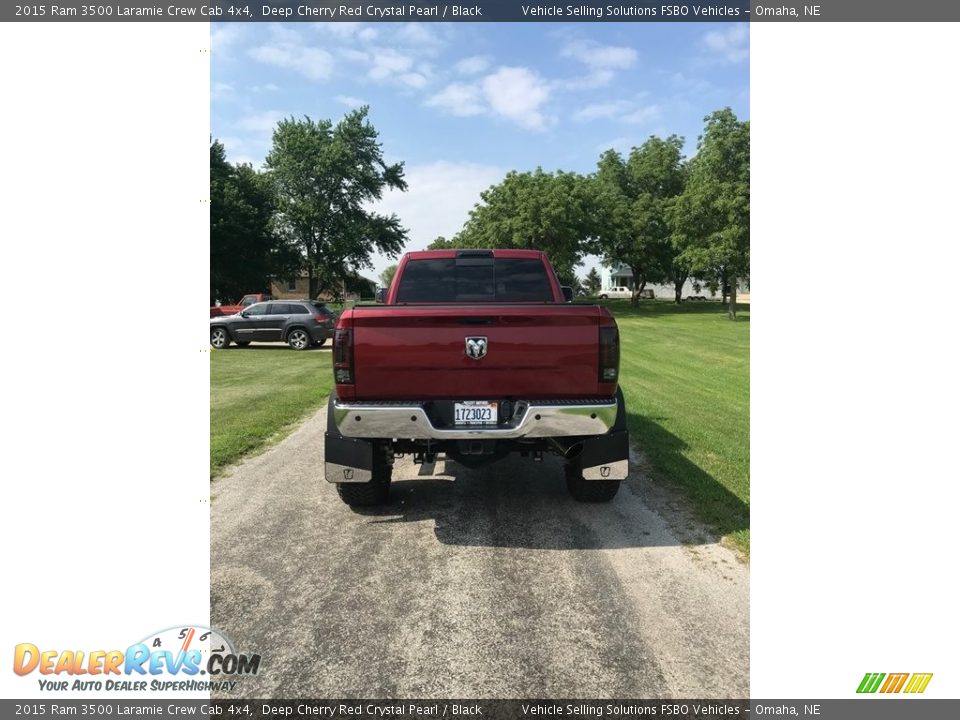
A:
332 398 619 440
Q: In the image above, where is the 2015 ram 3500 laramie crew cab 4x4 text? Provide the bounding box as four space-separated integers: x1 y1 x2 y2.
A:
324 249 629 506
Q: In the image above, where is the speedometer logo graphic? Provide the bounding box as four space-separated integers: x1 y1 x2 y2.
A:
137 625 254 676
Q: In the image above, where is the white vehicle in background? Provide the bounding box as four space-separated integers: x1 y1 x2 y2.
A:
598 286 632 299
599 287 654 300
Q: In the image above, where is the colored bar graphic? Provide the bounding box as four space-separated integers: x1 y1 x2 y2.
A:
904 673 933 693
858 672 933 694
892 673 910 693
880 673 908 693
856 672 886 693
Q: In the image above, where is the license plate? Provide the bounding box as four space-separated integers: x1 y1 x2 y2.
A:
454 401 498 425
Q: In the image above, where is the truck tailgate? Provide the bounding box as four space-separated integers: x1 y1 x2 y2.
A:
348 305 604 400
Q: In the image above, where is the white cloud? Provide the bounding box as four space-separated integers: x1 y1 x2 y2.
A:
337 45 434 89
455 56 490 75
574 100 631 122
573 98 659 125
368 49 414 79
314 22 377 42
369 161 505 275
399 72 429 89
393 23 446 50
211 24 244 52
558 39 638 89
560 69 616 90
703 24 749 63
211 82 234 100
340 48 369 63
426 83 485 117
335 95 368 108
238 110 286 133
562 40 638 70
249 41 334 81
426 67 552 131
481 67 551 130
621 104 661 124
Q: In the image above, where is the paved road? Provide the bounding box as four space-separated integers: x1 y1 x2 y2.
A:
211 407 748 698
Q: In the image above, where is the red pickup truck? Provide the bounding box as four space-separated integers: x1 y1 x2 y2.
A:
210 293 272 318
324 249 629 506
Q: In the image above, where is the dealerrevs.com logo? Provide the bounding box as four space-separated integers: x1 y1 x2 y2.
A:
857 672 933 694
13 625 260 693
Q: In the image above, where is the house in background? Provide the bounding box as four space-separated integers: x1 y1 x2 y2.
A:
604 265 750 302
272 272 311 300
605 265 701 300
270 271 377 302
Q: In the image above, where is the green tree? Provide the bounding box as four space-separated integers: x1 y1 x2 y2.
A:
671 108 750 318
592 136 686 305
426 236 455 250
455 168 595 280
264 108 408 299
210 140 290 304
556 269 583 296
584 267 602 295
379 263 398 288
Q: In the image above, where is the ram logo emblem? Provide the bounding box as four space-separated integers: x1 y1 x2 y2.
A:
600 466 611 478
465 336 488 359
343 469 354 480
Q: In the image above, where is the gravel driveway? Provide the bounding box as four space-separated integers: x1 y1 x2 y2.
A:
211 406 748 698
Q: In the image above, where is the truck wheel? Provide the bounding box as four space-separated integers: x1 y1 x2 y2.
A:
312 338 327 348
599 294 608 299
336 452 392 507
287 328 310 350
210 327 230 349
565 460 621 502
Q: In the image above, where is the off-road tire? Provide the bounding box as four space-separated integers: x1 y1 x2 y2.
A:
210 327 230 349
336 449 392 507
565 459 621 502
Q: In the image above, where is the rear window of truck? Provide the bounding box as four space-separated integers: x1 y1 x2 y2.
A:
395 258 554 303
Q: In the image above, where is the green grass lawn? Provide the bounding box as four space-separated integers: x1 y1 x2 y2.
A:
210 348 333 477
608 300 750 554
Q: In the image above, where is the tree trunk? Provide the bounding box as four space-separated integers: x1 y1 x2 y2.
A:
673 269 688 304
630 267 645 306
728 277 737 320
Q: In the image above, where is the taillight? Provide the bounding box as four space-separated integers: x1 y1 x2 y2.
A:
333 329 354 384
599 326 619 383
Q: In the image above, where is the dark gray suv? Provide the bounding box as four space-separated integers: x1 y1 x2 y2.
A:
209 300 337 350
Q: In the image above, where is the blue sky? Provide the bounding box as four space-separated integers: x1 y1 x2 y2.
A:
211 21 749 282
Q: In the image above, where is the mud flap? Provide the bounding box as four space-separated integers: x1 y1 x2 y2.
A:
578 386 629 480
579 429 630 480
324 396 374 483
